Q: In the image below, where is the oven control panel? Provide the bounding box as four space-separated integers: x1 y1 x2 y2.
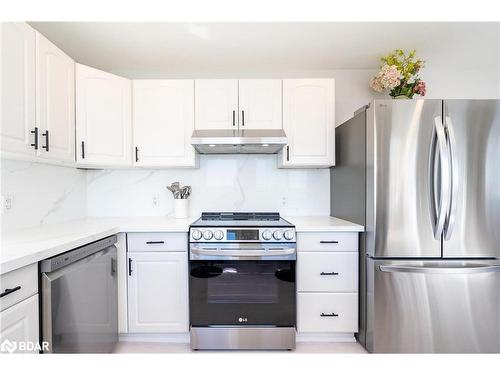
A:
189 227 296 242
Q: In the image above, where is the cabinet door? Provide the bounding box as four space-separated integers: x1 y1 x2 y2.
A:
238 79 282 129
76 64 131 167
36 32 75 163
127 252 188 333
0 23 36 158
133 80 196 167
0 294 39 353
194 79 238 130
280 79 335 168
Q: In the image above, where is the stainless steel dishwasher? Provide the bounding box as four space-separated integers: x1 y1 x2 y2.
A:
40 235 118 353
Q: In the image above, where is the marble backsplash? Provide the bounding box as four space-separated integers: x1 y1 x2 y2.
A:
86 154 330 218
1 159 87 232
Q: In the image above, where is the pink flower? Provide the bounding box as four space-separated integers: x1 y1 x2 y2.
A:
379 65 402 90
370 64 403 93
370 76 384 92
414 80 426 96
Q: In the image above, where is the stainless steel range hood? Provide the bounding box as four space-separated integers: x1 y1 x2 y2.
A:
191 129 287 154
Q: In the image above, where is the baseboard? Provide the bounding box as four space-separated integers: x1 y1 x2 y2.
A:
119 332 356 344
296 333 356 343
119 333 190 343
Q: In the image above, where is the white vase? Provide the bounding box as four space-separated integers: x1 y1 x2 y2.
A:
174 199 189 219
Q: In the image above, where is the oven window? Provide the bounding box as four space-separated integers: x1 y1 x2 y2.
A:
207 263 279 304
189 260 296 326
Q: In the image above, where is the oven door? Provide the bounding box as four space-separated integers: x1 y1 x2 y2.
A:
189 258 296 327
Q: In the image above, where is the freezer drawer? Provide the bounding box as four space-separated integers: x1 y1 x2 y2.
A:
367 259 500 353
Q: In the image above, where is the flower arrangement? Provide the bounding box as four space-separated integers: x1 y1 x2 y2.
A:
370 49 426 99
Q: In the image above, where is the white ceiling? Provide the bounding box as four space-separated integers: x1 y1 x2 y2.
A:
29 22 500 78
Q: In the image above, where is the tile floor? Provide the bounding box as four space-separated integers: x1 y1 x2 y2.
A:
113 341 368 354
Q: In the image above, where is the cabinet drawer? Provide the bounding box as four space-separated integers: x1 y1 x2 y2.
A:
297 293 358 333
0 263 38 312
297 232 358 252
298 252 358 292
127 232 187 252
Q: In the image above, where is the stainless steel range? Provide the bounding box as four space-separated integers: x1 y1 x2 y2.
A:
188 212 296 350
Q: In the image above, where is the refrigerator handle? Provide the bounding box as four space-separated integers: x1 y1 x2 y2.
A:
443 116 458 241
433 116 451 240
380 264 500 274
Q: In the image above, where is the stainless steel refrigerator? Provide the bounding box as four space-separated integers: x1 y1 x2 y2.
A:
331 99 500 353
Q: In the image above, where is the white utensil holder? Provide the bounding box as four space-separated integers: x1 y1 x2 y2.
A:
174 198 189 219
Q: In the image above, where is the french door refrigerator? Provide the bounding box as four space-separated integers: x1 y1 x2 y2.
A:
331 99 500 353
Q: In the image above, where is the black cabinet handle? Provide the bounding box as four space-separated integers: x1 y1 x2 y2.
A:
42 130 49 152
286 145 290 161
135 147 139 162
232 110 236 127
128 258 133 276
320 271 339 276
241 110 245 126
320 240 339 244
320 312 339 317
30 127 39 150
146 241 165 245
0 286 21 298
81 141 85 159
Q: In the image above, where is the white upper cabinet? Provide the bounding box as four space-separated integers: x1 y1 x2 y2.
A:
76 64 132 167
36 32 75 164
0 23 36 159
194 79 239 130
238 79 282 129
279 79 335 168
194 79 283 130
133 80 197 168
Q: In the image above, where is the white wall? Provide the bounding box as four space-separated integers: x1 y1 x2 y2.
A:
1 159 87 232
86 155 330 217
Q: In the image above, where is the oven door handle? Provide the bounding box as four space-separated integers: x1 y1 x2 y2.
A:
192 247 296 257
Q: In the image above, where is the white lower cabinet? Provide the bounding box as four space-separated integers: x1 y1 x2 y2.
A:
297 293 358 333
0 294 39 353
296 231 359 334
127 251 188 333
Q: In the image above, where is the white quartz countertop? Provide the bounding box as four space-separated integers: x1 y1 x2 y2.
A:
284 216 364 232
1 215 362 275
0 216 196 275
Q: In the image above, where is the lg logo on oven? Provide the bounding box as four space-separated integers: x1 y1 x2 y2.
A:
238 317 248 323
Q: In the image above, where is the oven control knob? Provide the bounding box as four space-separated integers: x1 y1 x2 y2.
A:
214 230 224 240
191 229 202 240
284 230 295 240
262 230 272 240
203 230 213 240
273 230 283 240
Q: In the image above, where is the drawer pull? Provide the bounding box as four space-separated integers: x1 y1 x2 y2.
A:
320 240 339 244
0 286 21 298
146 241 165 244
320 271 339 276
320 312 339 317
